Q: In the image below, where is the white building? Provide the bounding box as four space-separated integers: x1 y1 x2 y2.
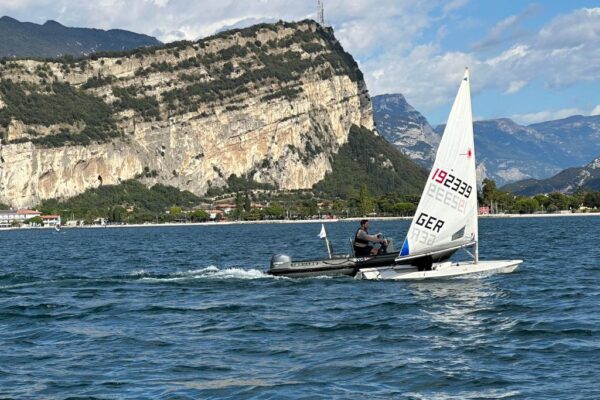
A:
0 209 42 228
41 214 62 227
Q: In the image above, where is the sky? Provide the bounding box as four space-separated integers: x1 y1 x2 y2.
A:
2 0 600 125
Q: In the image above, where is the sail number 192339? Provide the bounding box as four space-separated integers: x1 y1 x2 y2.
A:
432 168 472 198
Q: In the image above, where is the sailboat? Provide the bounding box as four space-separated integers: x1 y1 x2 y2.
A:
356 69 522 280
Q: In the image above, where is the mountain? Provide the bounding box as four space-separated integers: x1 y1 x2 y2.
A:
372 93 600 186
436 117 600 186
0 16 161 59
373 94 439 167
461 118 569 185
502 157 600 195
528 115 600 166
0 20 425 208
314 125 427 198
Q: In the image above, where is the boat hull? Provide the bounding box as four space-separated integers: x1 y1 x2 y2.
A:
268 252 400 278
356 260 523 281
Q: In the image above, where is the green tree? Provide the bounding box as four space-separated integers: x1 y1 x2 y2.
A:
358 184 374 216
514 197 540 214
481 178 497 205
393 202 416 216
246 208 264 221
264 203 284 219
301 199 318 218
533 194 550 209
547 192 570 210
110 206 127 222
190 209 209 222
244 193 251 213
332 199 346 214
234 192 245 220
26 216 44 226
584 192 600 208
169 206 183 215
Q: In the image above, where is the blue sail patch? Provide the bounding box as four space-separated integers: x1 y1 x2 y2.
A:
400 238 410 256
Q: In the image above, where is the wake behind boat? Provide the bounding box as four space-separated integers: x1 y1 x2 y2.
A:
357 69 523 280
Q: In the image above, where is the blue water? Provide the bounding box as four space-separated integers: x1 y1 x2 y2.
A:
1 217 599 399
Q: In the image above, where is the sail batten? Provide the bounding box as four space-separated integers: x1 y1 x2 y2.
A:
398 69 478 259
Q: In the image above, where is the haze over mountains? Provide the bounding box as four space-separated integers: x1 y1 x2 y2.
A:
0 16 160 58
502 157 600 195
374 94 600 187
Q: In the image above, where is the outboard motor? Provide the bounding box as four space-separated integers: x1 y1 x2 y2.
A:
270 254 292 271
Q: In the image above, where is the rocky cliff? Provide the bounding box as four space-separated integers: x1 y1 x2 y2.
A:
0 20 373 208
373 94 439 167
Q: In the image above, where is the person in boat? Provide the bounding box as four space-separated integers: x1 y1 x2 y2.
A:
353 219 388 257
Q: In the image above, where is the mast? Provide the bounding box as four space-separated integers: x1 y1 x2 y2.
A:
465 67 479 264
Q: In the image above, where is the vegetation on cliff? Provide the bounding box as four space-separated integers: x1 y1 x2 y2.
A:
0 19 381 209
314 125 428 199
0 80 120 146
38 180 203 223
0 19 364 152
206 174 277 197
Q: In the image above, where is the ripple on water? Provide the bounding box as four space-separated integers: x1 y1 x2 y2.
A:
0 219 600 398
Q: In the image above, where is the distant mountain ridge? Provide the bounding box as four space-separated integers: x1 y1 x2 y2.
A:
373 94 439 167
528 115 600 164
0 16 161 58
437 118 571 186
502 156 600 195
373 93 600 186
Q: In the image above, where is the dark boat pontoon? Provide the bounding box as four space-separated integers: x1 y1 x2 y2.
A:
268 238 464 278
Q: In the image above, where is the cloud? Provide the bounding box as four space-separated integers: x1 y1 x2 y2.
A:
366 6 600 115
472 4 540 50
505 80 526 94
443 0 470 14
1 1 598 122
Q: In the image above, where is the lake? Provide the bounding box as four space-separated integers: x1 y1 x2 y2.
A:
1 217 599 399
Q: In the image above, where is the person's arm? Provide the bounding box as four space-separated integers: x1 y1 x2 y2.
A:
357 230 383 243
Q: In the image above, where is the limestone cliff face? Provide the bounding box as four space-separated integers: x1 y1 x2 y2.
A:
0 20 373 208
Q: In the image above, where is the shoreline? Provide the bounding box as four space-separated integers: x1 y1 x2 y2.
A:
1 212 599 231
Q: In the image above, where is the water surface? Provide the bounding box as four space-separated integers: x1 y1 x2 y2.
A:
1 217 599 398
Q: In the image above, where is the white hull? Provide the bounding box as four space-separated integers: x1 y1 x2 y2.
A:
356 260 522 281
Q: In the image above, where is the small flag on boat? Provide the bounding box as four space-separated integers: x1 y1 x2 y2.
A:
318 224 327 239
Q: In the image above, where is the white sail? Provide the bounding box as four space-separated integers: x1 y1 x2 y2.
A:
399 69 478 259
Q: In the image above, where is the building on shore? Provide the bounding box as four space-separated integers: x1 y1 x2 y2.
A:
41 214 62 227
0 209 42 227
207 209 225 221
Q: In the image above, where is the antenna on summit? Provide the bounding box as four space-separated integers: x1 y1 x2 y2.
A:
316 0 325 26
